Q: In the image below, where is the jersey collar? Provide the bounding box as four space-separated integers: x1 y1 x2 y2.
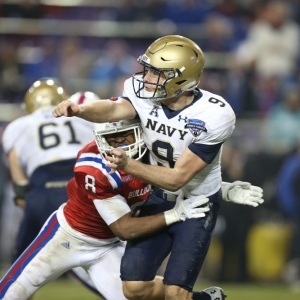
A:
161 88 203 119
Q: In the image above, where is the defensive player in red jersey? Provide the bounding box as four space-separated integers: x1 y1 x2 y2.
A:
0 119 210 300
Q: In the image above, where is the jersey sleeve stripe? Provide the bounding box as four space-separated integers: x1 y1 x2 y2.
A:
76 155 122 189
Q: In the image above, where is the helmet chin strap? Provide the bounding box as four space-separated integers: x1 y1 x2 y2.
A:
186 87 197 92
143 85 195 101
143 88 165 102
143 89 157 98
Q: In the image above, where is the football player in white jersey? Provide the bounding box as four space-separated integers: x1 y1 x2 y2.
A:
52 35 264 300
0 119 210 300
1 79 101 296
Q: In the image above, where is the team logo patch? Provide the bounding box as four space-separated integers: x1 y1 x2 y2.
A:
178 115 188 122
110 97 119 101
61 241 70 249
122 175 132 182
109 121 118 126
185 119 207 137
149 105 160 117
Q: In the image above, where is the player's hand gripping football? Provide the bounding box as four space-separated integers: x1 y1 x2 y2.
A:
52 99 81 117
164 192 210 226
222 181 264 207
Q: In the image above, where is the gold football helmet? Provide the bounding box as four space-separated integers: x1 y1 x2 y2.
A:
24 79 68 114
132 35 205 100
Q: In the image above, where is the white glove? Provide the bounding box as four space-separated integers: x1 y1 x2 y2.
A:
164 193 210 226
221 181 264 207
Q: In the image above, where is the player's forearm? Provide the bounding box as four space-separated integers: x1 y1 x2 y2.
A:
113 213 167 240
8 149 29 183
78 100 116 123
78 98 136 123
124 159 184 192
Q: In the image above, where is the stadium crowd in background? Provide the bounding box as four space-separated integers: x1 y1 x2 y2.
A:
0 0 299 121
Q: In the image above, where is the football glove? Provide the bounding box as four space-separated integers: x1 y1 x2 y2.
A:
164 192 210 226
221 181 264 207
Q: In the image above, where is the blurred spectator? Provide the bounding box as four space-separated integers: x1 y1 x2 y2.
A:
277 142 300 291
196 9 251 116
2 0 44 18
88 39 138 98
58 37 94 92
37 38 59 79
236 0 299 78
18 38 59 87
214 0 258 42
263 84 300 153
115 0 165 22
201 13 234 52
197 13 234 106
160 0 214 24
199 71 227 99
0 41 26 103
235 0 300 115
225 57 258 116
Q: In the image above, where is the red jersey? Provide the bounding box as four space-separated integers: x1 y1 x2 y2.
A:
63 141 150 239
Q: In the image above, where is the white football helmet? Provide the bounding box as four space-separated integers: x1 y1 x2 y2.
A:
69 91 100 104
93 119 146 160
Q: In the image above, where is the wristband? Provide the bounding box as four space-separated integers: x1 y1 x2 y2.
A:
164 209 179 226
221 182 230 202
12 181 30 205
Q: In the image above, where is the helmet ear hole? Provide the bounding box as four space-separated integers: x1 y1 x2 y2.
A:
176 68 182 77
176 80 187 86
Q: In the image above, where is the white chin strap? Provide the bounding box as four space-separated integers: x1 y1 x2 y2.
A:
143 88 165 101
143 89 157 98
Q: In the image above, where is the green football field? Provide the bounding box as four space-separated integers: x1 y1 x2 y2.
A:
31 277 300 300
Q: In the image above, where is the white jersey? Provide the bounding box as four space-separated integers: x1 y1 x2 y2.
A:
2 107 94 177
123 78 236 197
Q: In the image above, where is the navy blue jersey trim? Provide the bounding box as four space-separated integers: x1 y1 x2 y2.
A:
161 89 203 119
122 97 139 119
188 142 223 164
